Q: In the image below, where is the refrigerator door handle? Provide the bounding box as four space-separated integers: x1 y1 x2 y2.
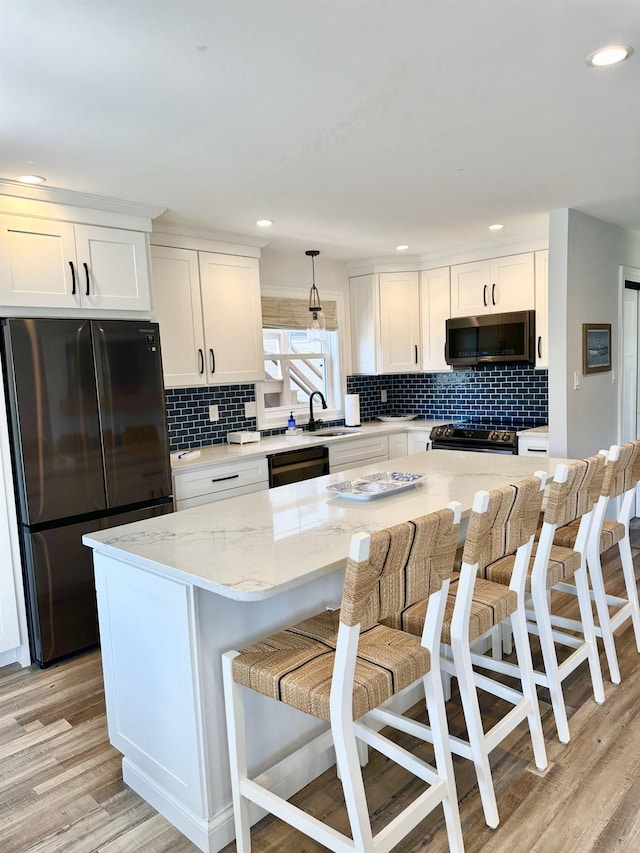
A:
69 261 77 295
83 262 90 296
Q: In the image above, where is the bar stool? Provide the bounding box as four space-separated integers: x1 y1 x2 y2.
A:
222 505 465 852
378 476 548 829
553 441 640 683
488 456 606 744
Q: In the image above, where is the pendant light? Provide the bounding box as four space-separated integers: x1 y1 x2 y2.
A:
306 250 325 343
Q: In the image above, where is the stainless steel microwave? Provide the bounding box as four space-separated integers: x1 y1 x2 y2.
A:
445 310 536 366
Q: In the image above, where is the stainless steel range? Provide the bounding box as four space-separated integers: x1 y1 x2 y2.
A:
430 422 518 454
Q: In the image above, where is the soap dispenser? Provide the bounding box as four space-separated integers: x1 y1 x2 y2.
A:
287 411 296 432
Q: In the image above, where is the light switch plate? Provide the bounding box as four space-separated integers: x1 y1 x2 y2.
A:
244 401 257 417
209 405 219 422
573 371 580 391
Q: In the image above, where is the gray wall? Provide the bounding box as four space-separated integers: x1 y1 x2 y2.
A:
549 209 640 458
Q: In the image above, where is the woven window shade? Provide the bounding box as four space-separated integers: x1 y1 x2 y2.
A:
261 296 338 330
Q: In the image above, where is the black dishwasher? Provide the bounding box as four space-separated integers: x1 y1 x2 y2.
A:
268 445 330 488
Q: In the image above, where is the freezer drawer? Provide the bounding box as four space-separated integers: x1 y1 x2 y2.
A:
24 502 173 665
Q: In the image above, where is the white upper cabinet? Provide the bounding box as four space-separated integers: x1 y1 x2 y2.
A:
198 252 263 385
450 252 535 317
350 271 421 374
420 266 451 372
151 246 205 387
534 250 549 368
152 246 263 388
378 272 421 372
0 215 151 311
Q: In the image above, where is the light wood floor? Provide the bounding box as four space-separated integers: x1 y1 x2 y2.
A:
2 525 640 853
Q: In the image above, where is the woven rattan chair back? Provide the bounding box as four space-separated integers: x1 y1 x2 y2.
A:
339 508 459 631
544 455 605 528
461 476 543 574
602 440 640 500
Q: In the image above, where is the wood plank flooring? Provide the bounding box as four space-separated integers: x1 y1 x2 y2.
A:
1 523 640 852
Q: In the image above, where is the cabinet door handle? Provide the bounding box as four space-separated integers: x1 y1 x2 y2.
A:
69 261 77 295
483 284 487 306
491 283 496 305
83 262 90 296
209 349 215 374
525 447 547 454
537 336 542 358
198 348 204 374
211 474 239 484
414 344 418 364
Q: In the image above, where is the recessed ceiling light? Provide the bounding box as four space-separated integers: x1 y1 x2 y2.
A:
17 175 46 184
488 223 504 231
586 45 634 67
395 244 409 251
256 219 273 227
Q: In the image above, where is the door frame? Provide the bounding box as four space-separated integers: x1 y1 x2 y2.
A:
618 264 640 516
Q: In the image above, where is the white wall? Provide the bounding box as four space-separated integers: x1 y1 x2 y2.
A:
548 209 640 458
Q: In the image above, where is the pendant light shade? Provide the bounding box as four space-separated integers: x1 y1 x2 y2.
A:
306 250 326 343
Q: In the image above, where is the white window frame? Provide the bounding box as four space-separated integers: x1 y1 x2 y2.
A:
256 286 346 431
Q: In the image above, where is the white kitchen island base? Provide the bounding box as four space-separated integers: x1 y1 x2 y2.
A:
86 451 570 851
95 551 350 852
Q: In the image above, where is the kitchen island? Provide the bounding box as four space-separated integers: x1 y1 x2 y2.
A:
84 450 569 853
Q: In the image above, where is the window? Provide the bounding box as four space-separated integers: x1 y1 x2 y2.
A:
256 290 345 430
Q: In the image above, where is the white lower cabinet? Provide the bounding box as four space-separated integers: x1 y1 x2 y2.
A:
517 434 549 457
329 436 389 473
173 457 269 510
407 430 431 455
388 433 408 460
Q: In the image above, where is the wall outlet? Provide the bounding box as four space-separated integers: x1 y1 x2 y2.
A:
381 389 388 403
244 401 257 418
208 405 219 422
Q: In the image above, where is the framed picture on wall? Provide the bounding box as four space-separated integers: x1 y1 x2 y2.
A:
583 323 612 374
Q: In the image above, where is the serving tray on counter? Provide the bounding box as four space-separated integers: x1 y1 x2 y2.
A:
326 472 426 501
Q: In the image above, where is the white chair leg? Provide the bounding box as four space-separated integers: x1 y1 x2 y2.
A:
587 547 621 684
501 620 513 656
423 666 464 852
509 608 547 771
531 583 571 743
619 536 640 653
572 565 605 704
332 716 374 851
222 652 252 853
451 635 500 828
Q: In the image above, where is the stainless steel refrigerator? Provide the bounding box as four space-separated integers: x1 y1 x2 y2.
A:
2 318 173 665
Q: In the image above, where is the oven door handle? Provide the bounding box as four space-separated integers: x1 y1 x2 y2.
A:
432 442 516 455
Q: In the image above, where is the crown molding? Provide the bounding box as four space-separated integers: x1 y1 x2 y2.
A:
152 217 271 250
0 179 166 219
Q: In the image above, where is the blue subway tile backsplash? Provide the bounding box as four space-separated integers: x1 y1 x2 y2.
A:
165 363 548 451
347 363 548 428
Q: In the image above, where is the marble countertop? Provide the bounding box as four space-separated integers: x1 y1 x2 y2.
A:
170 419 450 472
516 425 549 437
85 449 568 601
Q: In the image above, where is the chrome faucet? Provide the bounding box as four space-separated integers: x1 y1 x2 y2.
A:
308 391 327 432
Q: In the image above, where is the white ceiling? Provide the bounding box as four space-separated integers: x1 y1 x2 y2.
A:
1 0 639 262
